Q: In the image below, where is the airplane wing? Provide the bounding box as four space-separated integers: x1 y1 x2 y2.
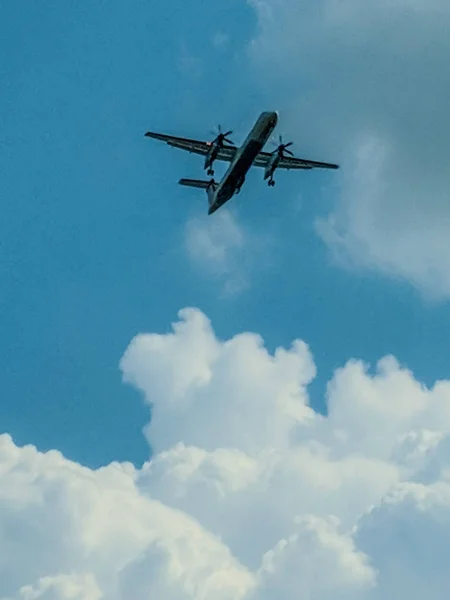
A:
144 131 237 162
252 151 339 170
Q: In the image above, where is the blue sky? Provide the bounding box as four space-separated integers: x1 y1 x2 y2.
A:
2 0 450 471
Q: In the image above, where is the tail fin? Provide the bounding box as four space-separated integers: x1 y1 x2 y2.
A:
178 178 217 208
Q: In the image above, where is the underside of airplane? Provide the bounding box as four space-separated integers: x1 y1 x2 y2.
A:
145 111 339 214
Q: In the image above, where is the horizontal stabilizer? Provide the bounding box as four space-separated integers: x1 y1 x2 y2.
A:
179 178 214 189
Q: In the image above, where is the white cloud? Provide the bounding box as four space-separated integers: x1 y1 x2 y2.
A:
184 209 272 295
4 307 450 597
247 0 450 299
185 210 247 295
355 481 450 599
120 307 316 456
256 515 376 600
0 426 253 600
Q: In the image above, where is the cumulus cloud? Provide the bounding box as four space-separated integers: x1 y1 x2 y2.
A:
3 307 450 597
0 425 252 600
120 307 316 455
247 0 450 298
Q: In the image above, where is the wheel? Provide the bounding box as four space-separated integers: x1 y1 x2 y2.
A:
207 168 214 176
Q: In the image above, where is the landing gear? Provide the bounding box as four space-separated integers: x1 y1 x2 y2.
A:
268 179 276 187
207 167 214 176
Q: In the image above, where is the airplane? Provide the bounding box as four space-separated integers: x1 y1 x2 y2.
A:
144 111 339 215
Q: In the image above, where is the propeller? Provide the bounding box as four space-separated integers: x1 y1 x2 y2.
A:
272 135 294 156
210 124 235 146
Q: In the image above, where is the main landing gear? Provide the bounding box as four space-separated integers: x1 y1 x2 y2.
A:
267 179 276 187
207 167 214 176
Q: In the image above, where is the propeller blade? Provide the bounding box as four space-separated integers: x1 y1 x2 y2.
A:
273 135 294 155
285 149 294 156
209 125 234 144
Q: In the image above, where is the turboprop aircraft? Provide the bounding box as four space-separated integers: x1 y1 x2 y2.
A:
144 111 339 215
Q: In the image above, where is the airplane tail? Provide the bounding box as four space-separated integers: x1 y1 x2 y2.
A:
179 178 217 208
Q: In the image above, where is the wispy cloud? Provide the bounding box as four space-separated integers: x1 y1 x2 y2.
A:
178 41 203 80
248 0 450 300
184 209 252 296
212 32 229 49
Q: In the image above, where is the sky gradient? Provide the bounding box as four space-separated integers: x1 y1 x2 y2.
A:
2 0 450 469
2 2 450 597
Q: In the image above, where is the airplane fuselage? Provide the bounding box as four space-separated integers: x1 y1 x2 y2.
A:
208 111 278 215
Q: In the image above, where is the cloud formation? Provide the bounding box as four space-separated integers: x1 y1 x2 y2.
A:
185 210 247 294
247 0 450 298
3 307 450 598
184 210 269 295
